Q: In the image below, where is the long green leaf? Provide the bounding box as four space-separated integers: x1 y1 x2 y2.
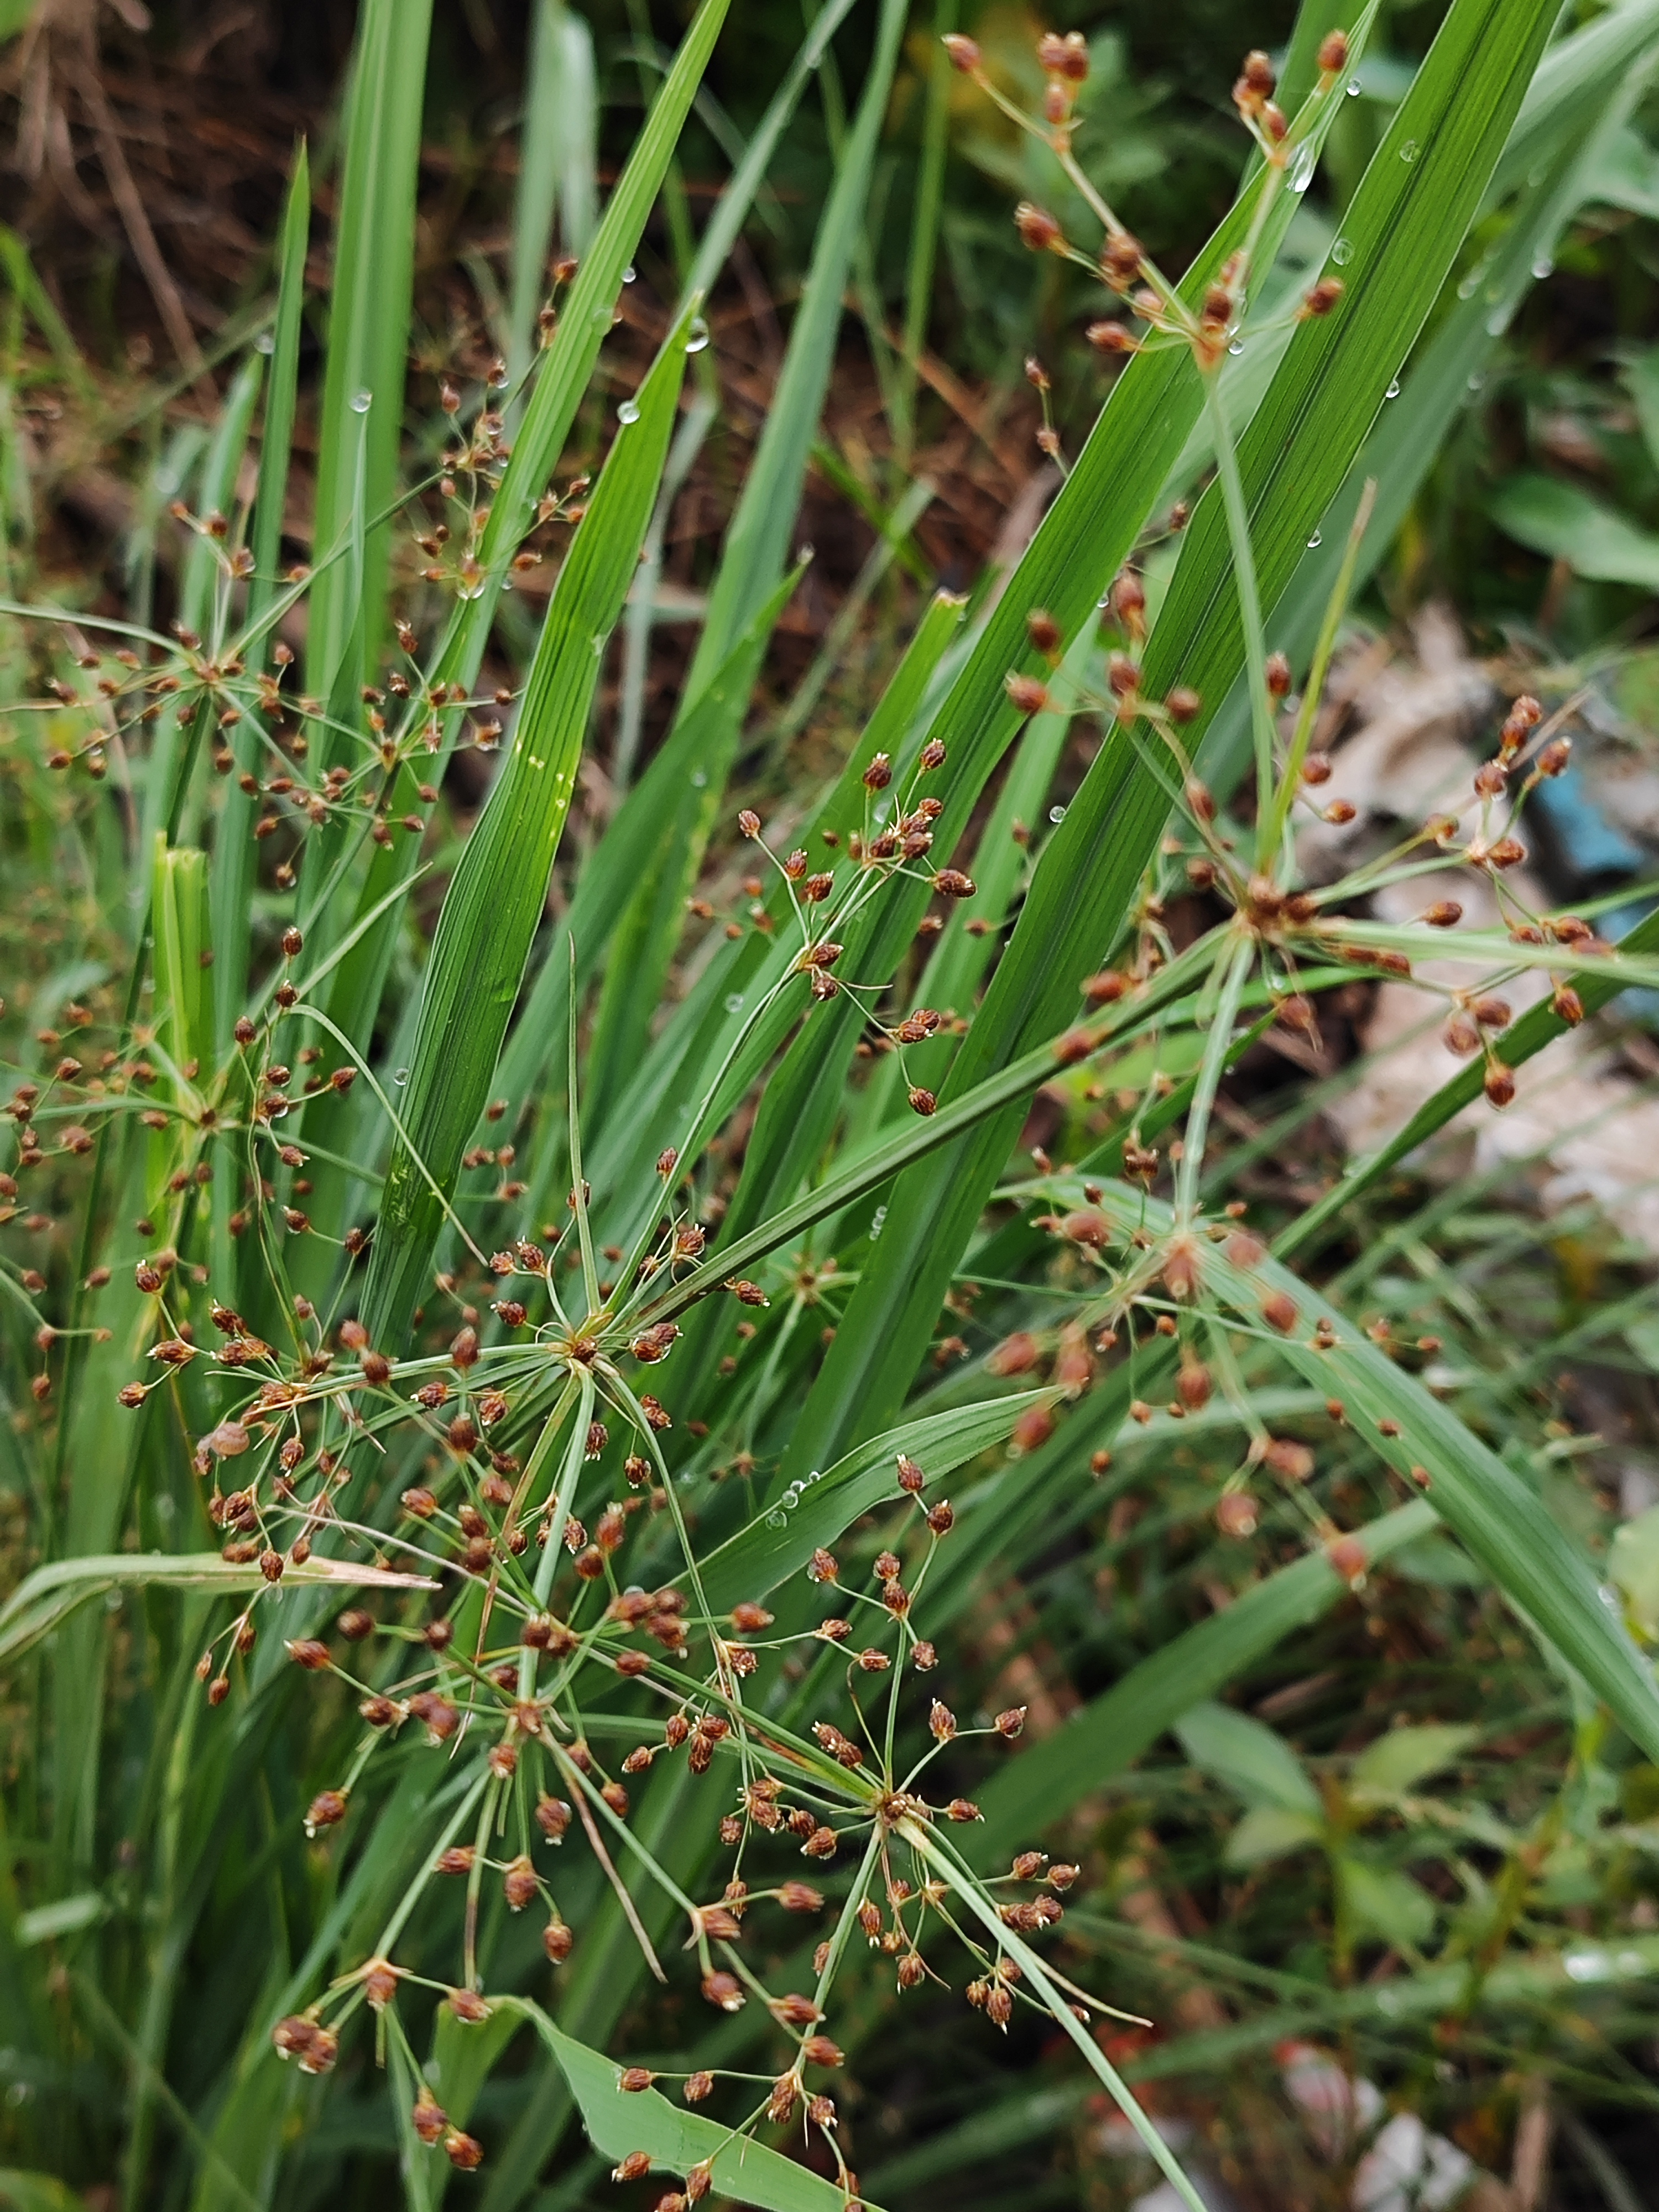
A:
359 305 699 1344
0 1552 434 1670
305 0 433 707
583 0 910 1114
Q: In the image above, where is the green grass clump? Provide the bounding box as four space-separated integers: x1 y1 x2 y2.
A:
6 2 1659 2206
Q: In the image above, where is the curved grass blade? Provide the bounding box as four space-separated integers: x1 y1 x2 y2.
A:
696 1394 1050 1614
0 1552 434 1670
1076 1180 1659 1764
359 304 700 1347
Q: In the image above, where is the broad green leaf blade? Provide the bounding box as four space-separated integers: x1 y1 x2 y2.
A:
1335 1856 1436 1948
968 1503 1435 1859
696 1394 1050 1614
305 0 433 706
359 306 698 1346
1225 1805 1326 1869
775 0 1559 1488
1176 1702 1323 1814
506 2004 881 2212
1199 19 1657 799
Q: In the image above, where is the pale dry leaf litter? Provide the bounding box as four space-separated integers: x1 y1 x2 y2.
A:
1297 604 1659 1255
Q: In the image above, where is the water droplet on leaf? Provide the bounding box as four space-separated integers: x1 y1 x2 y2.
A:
1531 255 1553 281
1331 237 1353 267
349 389 372 414
724 993 745 1014
686 316 709 354
1306 530 1322 549
1386 378 1401 399
1399 138 1418 163
617 399 640 424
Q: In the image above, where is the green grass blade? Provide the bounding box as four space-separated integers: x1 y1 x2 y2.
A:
359 305 700 1347
509 0 597 388
295 0 733 1207
968 1501 1436 1859
696 1394 1049 1614
583 0 909 1114
305 0 434 706
776 0 1558 1486
0 1552 433 1670
1280 901 1659 1260
211 144 309 1055
1079 1178 1659 1764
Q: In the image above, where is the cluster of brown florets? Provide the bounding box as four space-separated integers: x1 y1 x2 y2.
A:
734 734 975 1077
254 1410 1075 2188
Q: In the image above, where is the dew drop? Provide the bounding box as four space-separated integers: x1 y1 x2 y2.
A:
1346 77 1361 96
622 265 637 284
593 305 611 325
1399 138 1418 164
254 331 275 356
617 399 640 425
724 993 745 1014
691 769 707 789
686 315 709 354
1331 237 1353 268
1306 530 1322 549
1287 140 1317 194
1227 340 1245 356
1386 378 1401 399
765 1510 787 1531
393 1067 409 1086
349 389 372 414
1466 372 1485 394
1457 271 1479 301
1531 254 1554 281
1484 306 1509 337
1048 804 1066 825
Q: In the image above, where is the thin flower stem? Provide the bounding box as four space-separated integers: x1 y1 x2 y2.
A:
1203 373 1277 819
1173 931 1253 1226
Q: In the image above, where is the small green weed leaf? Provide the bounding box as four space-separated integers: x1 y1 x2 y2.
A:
1334 1856 1437 1949
1490 471 1659 588
1177 1702 1322 1814
1610 1504 1659 1639
1225 1804 1326 1870
1350 1724 1478 1797
507 2002 879 2212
